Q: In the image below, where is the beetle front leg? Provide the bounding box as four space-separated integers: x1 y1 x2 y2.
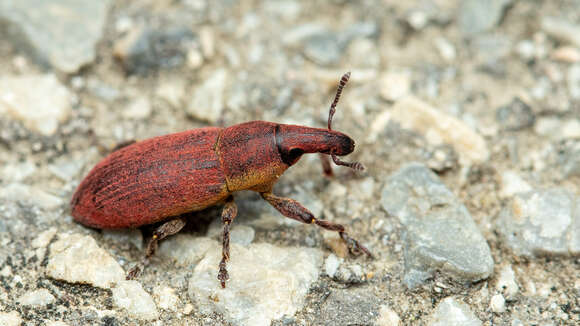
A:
218 196 238 288
260 192 372 257
126 217 187 280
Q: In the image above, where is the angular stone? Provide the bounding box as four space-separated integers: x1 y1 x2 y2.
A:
0 74 72 136
188 239 323 326
46 233 125 289
497 188 580 257
428 298 482 326
391 97 489 165
381 163 494 288
0 0 112 73
112 280 159 321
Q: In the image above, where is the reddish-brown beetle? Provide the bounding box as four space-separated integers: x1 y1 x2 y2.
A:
71 72 371 288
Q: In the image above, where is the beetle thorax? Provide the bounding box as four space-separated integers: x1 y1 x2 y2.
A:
217 121 289 192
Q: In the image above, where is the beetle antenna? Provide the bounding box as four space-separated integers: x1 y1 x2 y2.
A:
328 71 351 130
331 154 365 171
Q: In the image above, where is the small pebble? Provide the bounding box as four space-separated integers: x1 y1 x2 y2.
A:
490 294 506 313
112 280 159 320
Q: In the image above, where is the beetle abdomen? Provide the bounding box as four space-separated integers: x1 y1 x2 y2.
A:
71 127 229 228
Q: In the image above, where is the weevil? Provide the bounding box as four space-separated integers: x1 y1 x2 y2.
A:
71 72 371 288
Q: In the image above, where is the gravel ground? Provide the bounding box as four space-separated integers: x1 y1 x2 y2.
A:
0 0 579 325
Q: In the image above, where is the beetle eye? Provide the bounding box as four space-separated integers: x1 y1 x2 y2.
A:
280 147 304 165
289 148 304 159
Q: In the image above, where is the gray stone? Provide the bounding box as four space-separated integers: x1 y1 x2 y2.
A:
458 0 512 35
496 98 535 131
497 188 580 257
496 265 519 300
112 280 159 320
0 0 112 73
0 183 63 210
381 163 494 288
46 233 125 289
303 32 341 66
0 74 72 136
188 239 323 326
428 297 482 326
114 25 196 75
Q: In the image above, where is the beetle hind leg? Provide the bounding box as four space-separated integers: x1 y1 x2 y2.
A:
260 192 372 258
126 217 187 280
218 196 238 288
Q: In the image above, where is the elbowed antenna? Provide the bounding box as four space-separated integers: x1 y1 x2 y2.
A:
327 72 365 172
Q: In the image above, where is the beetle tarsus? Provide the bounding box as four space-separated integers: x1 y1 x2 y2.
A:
217 196 237 288
125 217 186 279
261 192 372 258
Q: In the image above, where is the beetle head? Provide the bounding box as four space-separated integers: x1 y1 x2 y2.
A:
276 72 364 171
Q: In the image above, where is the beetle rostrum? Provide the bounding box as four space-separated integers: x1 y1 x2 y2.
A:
71 72 371 288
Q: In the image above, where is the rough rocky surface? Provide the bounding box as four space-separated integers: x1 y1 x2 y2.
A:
0 0 579 325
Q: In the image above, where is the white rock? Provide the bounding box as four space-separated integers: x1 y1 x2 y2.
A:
46 321 70 326
496 265 519 299
535 117 580 139
159 235 216 266
32 227 58 248
187 69 228 123
324 253 342 278
377 305 401 326
1 161 37 182
189 240 323 326
200 26 215 59
122 96 151 120
0 311 22 326
391 97 489 165
18 289 56 306
0 74 72 136
46 233 125 289
379 71 411 101
434 38 457 62
499 171 532 198
490 294 506 313
0 183 63 210
112 280 159 320
428 297 482 326
154 286 180 311
367 109 391 142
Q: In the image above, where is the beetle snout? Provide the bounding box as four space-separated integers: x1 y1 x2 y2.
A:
330 132 355 156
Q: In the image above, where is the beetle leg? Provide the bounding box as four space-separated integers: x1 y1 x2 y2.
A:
218 196 238 288
260 192 372 258
319 153 334 177
126 217 187 280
